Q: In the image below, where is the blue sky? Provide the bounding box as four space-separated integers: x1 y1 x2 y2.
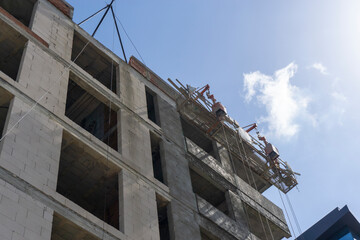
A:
67 0 360 238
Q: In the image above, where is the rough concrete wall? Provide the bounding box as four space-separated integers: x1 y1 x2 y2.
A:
120 109 153 178
119 169 159 240
119 65 148 119
0 97 62 193
31 0 74 60
0 178 53 240
157 98 202 240
17 41 69 116
119 65 154 178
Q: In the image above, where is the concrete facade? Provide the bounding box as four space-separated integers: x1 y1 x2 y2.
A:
0 1 292 240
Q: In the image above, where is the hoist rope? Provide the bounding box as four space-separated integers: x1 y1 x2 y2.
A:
278 189 297 239
234 126 276 240
286 193 303 237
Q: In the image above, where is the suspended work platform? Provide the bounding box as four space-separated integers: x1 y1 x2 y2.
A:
168 78 299 194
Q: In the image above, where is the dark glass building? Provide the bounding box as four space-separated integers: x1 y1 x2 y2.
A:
296 205 360 240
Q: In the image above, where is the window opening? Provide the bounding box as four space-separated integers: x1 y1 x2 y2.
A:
71 31 117 93
0 0 36 27
150 132 165 184
57 131 120 229
146 88 160 125
65 75 118 151
157 195 170 240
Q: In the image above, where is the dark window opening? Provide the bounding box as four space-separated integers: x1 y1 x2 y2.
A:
157 195 170 240
190 169 232 218
71 31 117 93
57 132 120 230
150 132 165 184
181 118 219 161
146 88 160 125
0 87 12 138
0 0 36 27
0 19 27 81
51 212 101 240
65 74 118 151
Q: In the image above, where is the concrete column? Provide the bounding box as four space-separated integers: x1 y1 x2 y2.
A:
157 98 202 240
119 169 160 240
119 64 148 119
118 65 154 177
120 109 153 178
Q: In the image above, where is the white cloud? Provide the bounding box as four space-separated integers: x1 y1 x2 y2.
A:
243 63 312 138
331 91 347 102
310 62 329 75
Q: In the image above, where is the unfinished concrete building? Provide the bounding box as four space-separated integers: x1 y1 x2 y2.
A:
0 1 299 240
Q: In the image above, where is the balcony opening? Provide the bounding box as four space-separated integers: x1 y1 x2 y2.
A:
189 169 232 218
65 73 118 151
146 88 160 125
150 132 165 184
0 19 27 81
0 0 36 27
71 31 117 93
51 212 101 240
156 194 170 240
181 118 220 162
200 228 220 240
57 131 120 230
0 87 12 138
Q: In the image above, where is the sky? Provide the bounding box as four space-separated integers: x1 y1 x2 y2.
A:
66 0 360 238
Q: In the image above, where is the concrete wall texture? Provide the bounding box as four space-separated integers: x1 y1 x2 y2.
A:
0 0 291 240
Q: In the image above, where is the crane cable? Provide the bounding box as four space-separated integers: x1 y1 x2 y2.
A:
113 14 146 66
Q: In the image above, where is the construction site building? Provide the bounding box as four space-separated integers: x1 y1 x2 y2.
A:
0 0 296 239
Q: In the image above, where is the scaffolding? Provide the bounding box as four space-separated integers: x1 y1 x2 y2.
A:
167 79 298 194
